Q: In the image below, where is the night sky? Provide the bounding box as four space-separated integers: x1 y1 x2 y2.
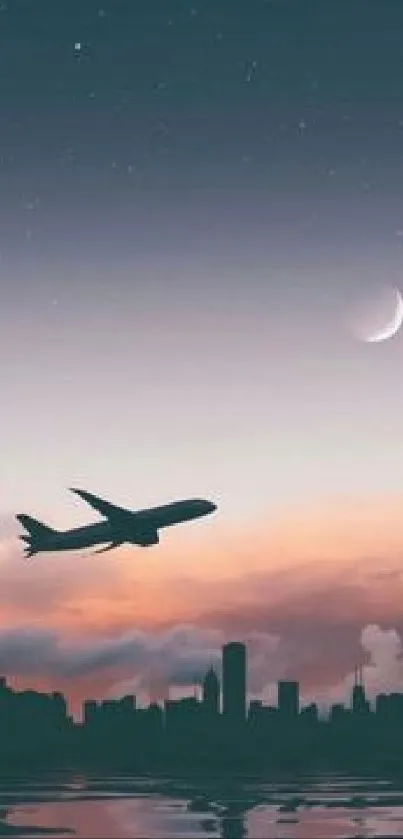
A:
2 0 403 714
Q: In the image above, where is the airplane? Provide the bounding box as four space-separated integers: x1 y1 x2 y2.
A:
16 488 217 558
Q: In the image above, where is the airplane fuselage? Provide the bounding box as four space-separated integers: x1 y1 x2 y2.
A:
51 520 114 551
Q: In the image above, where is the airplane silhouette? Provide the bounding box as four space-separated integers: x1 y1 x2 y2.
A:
16 488 217 558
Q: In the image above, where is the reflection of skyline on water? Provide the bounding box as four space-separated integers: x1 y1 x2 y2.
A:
3 776 403 838
0 805 73 835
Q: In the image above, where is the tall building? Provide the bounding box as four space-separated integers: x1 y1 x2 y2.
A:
222 642 246 722
278 680 299 716
352 666 369 714
202 667 220 714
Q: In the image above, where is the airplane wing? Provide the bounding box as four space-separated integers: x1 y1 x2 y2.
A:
69 488 133 524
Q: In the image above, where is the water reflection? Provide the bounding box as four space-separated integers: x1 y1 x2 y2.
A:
221 805 247 839
0 804 74 836
2 775 403 838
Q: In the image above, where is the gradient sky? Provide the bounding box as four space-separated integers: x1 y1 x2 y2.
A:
2 0 403 716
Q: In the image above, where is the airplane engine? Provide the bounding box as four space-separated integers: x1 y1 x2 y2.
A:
133 530 159 547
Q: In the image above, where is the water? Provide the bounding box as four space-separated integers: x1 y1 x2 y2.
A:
2 774 403 838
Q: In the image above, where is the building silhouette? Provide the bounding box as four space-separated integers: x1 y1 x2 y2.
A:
222 642 246 723
202 667 220 715
278 680 299 717
1 639 403 774
352 665 370 715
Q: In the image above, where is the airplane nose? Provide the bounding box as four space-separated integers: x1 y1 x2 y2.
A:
209 501 217 512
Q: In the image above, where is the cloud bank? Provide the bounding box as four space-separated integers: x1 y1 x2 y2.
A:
0 620 402 717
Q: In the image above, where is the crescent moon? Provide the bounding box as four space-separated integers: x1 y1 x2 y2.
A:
365 286 403 343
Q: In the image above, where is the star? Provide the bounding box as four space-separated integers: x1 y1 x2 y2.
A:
23 199 38 211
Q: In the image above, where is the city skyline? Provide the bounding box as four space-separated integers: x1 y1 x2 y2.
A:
0 638 398 721
0 629 398 722
0 638 400 735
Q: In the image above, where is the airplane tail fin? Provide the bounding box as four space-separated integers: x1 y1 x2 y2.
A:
16 514 56 559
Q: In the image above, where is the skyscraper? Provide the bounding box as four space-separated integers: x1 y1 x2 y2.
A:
352 666 369 714
202 667 220 715
222 642 246 722
278 681 299 717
